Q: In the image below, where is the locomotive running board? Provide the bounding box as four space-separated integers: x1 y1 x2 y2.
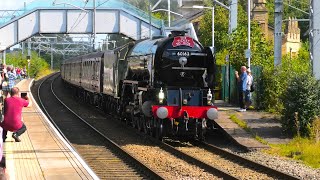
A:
172 67 206 70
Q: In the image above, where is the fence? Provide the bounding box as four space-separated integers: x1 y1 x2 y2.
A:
220 65 262 108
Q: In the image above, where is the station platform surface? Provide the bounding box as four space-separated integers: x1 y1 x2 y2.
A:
3 79 98 180
213 100 291 150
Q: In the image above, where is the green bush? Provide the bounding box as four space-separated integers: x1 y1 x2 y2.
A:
6 51 51 78
260 43 311 113
281 73 320 137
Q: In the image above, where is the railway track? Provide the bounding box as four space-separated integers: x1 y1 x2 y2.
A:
35 73 300 179
159 139 300 180
35 73 163 179
197 141 299 180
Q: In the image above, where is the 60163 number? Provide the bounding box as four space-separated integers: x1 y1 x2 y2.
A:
176 51 190 56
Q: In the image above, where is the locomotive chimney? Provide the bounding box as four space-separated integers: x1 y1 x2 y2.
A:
171 30 187 37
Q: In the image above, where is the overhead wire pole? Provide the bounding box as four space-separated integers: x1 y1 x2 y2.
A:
93 0 96 51
229 0 238 32
149 0 152 39
27 38 31 78
2 51 6 65
247 0 251 68
51 43 53 70
212 4 215 54
227 0 238 103
274 0 283 66
310 0 320 79
168 0 171 27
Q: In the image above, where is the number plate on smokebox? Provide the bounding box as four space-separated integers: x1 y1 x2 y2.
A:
176 51 190 57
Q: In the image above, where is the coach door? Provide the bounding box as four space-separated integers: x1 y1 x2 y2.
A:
92 58 101 92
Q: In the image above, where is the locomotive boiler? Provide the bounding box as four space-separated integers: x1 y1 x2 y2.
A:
61 30 218 140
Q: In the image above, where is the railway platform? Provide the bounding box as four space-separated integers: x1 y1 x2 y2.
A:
212 100 291 150
2 79 98 179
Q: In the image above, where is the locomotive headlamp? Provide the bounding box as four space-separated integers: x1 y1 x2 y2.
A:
159 88 165 104
207 89 213 105
183 99 188 105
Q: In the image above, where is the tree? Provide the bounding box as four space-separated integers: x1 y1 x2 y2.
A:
6 51 51 78
281 73 320 137
198 2 229 52
260 42 311 113
125 0 180 26
266 0 309 41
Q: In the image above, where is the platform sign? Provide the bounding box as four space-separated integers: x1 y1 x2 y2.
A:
245 49 251 59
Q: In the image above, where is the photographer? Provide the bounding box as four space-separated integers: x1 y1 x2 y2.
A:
1 87 29 142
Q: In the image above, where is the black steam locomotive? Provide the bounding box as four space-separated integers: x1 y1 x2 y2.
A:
61 31 218 140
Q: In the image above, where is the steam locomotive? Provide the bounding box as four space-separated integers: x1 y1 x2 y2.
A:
61 31 218 140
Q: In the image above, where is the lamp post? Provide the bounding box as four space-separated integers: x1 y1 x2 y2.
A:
27 57 30 78
168 0 171 27
247 0 251 69
193 5 214 54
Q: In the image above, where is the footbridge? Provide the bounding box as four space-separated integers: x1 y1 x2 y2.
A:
0 0 163 51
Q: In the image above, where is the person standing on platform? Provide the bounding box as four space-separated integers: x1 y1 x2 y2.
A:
245 68 253 109
235 66 248 112
2 66 16 99
1 87 29 142
16 67 22 80
22 66 27 79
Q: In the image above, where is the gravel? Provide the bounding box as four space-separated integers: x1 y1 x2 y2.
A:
51 76 219 179
176 146 273 179
51 75 320 180
236 151 320 180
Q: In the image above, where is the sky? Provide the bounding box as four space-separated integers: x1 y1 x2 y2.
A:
0 0 34 10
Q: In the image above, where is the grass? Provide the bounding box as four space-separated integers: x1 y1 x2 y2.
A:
35 69 56 80
229 114 320 168
264 137 320 168
229 114 268 145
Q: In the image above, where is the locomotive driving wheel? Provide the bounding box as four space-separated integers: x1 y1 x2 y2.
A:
137 116 142 132
155 119 163 140
142 115 150 134
130 110 137 128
